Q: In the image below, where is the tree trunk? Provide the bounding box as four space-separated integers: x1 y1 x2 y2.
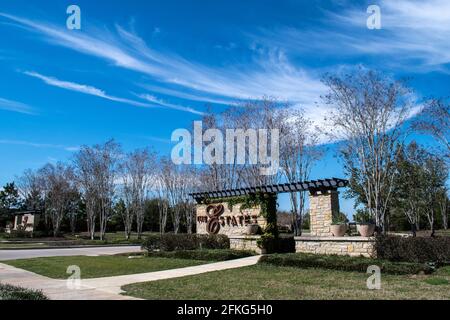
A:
411 223 416 237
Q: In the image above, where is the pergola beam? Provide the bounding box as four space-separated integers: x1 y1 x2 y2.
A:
191 178 349 203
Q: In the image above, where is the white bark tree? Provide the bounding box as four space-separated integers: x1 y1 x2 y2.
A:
120 148 156 239
439 189 448 230
74 140 120 240
38 163 77 237
277 108 322 236
323 70 413 233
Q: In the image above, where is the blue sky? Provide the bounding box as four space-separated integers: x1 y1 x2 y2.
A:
0 0 449 215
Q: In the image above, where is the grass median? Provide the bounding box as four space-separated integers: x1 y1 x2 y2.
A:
3 255 208 279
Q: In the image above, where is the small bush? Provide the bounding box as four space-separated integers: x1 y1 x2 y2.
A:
375 236 450 264
142 233 230 252
31 230 52 238
259 253 434 275
5 229 32 239
257 233 277 253
0 284 48 300
147 249 255 261
257 235 295 254
277 236 296 253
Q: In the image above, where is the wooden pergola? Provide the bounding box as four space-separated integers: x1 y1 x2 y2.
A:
190 178 349 203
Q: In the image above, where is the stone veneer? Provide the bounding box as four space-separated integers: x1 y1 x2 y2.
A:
309 190 339 237
295 236 375 258
196 202 266 236
229 235 262 254
229 235 375 257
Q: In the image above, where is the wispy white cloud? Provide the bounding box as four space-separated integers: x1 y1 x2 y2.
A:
23 71 154 107
0 97 35 115
0 13 326 109
136 93 205 116
0 139 79 152
333 0 450 69
137 83 236 106
250 0 450 72
23 71 203 115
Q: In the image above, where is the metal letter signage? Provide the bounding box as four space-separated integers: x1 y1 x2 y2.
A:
205 204 224 234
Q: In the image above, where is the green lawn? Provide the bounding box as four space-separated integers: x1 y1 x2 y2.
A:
4 255 208 279
122 264 450 300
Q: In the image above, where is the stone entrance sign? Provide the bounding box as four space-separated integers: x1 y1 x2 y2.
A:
191 178 348 237
191 178 376 257
196 202 266 236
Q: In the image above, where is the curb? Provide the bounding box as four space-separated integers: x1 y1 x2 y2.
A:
0 244 143 251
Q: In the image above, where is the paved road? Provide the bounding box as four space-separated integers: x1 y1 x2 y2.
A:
0 246 142 261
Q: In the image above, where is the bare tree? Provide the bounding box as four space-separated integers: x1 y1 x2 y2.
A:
155 183 169 234
181 166 200 234
162 159 181 233
199 98 284 191
438 189 449 230
74 146 98 239
120 148 156 239
413 99 450 159
16 169 45 213
278 108 322 236
67 196 82 235
159 158 197 233
74 140 120 240
39 163 77 237
323 70 413 233
95 141 121 240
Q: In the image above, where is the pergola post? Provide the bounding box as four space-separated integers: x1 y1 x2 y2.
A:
309 189 340 237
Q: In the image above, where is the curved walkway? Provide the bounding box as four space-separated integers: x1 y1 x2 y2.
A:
0 255 261 300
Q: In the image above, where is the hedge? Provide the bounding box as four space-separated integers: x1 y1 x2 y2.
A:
147 249 255 261
259 253 434 275
0 284 48 300
375 236 450 264
142 233 230 252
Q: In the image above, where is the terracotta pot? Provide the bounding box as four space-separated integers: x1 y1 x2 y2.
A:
357 224 376 237
246 224 259 235
330 224 348 237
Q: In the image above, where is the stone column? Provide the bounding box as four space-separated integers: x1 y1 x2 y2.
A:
309 190 340 237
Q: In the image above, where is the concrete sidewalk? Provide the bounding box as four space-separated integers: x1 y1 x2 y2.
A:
82 255 261 294
0 255 261 300
0 263 138 300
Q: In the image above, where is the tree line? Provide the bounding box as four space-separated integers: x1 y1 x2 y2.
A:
1 69 449 238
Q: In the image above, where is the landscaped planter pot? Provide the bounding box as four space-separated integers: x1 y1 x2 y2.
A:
246 224 259 235
357 224 376 237
331 224 348 237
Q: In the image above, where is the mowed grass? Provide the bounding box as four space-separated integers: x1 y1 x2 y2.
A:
4 255 208 279
122 265 450 300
